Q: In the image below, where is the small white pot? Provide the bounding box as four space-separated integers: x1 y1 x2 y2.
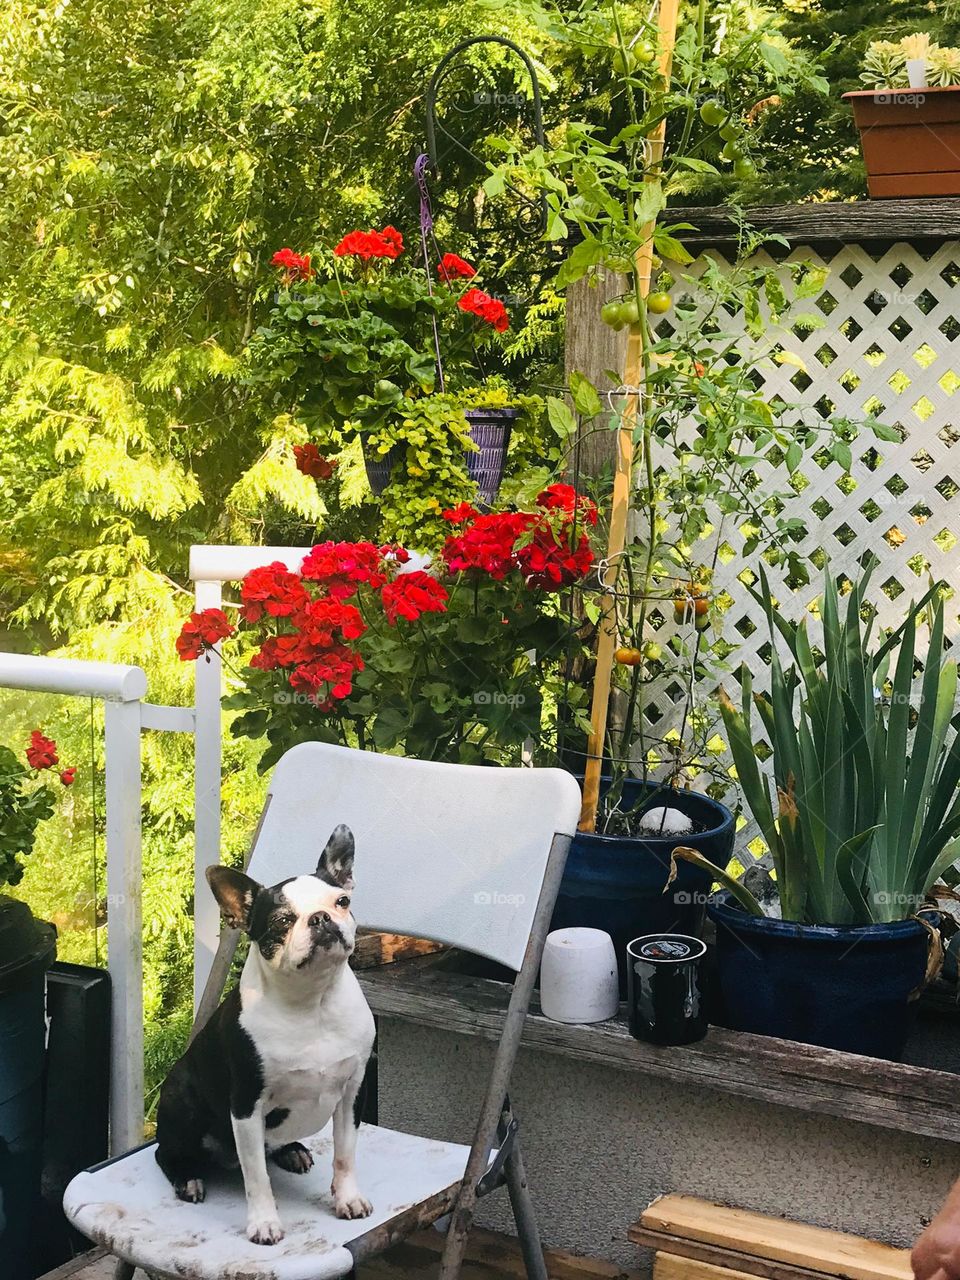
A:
540 927 619 1024
906 58 928 89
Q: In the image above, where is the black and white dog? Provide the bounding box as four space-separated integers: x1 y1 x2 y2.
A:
155 825 375 1245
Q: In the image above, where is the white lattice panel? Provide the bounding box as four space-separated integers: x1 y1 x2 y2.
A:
638 240 960 840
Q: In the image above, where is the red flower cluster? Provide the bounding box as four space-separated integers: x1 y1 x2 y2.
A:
381 571 449 625
437 253 476 283
441 488 595 591
293 443 337 479
458 287 509 332
271 248 314 281
333 226 404 261
25 730 74 785
300 541 388 599
176 608 236 660
26 730 58 770
239 563 309 623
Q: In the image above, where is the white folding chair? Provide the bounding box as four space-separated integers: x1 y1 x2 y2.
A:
63 741 581 1280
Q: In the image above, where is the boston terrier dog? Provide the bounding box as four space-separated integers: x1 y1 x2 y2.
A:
155 824 376 1245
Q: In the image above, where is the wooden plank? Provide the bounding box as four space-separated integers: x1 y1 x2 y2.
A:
359 957 960 1145
659 199 960 245
406 1225 645 1280
639 1197 911 1280
36 1250 111 1280
631 1232 859 1280
351 930 446 971
655 1249 771 1280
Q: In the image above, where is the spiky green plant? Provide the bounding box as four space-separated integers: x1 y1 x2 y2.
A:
677 559 960 925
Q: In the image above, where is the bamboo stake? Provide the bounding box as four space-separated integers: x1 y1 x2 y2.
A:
578 0 681 832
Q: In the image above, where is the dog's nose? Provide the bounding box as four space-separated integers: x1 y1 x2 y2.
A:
308 911 331 928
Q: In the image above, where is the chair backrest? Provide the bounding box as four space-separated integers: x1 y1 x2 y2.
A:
245 742 582 970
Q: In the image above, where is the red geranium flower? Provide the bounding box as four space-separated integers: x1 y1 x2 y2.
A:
517 528 594 591
60 768 76 786
537 483 599 527
300 542 387 599
458 287 509 332
442 511 532 579
380 571 449 625
271 247 314 281
333 227 404 261
293 443 337 480
239 563 309 624
437 253 476 283
442 502 479 524
26 729 58 770
176 608 235 660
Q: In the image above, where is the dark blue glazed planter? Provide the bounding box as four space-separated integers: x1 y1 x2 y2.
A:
0 896 56 1280
708 891 932 1060
553 779 735 992
363 442 404 496
464 407 520 506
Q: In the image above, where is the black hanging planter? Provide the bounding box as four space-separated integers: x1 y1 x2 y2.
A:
363 441 404 496
0 895 56 1280
464 406 520 505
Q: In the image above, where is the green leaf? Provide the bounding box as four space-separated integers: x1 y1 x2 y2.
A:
546 396 578 438
568 371 602 418
652 231 693 265
830 439 852 472
555 238 606 291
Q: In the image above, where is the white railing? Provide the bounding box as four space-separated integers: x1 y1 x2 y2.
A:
0 654 167 1154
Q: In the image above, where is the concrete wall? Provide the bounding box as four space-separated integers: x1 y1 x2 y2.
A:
378 1018 960 1271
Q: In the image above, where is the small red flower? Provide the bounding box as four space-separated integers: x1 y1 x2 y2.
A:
300 542 387 599
176 608 235 661
437 253 476 283
442 502 479 524
380 571 449 625
537 483 599 527
293 443 337 480
333 227 404 261
458 287 509 332
26 730 58 770
271 248 314 281
59 768 76 786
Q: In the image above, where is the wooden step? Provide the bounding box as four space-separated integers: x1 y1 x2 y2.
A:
630 1197 912 1280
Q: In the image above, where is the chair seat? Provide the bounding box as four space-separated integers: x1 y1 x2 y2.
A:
63 1122 472 1280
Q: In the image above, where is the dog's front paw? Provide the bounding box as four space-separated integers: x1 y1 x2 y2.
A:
174 1178 205 1203
272 1141 314 1174
333 1188 373 1220
247 1215 285 1245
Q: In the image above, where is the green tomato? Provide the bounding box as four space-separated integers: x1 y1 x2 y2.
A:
734 158 757 180
620 298 640 326
601 301 626 330
721 140 745 161
633 39 656 64
647 291 672 315
719 122 740 142
699 99 728 127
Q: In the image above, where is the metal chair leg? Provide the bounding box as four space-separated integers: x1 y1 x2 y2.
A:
504 1139 549 1280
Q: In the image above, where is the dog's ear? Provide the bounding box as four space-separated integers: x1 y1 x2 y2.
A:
206 866 262 932
317 824 355 889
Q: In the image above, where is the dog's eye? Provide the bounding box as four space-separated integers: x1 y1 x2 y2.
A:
335 895 350 909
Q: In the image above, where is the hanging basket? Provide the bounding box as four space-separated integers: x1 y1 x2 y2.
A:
464 406 520 505
362 441 404 496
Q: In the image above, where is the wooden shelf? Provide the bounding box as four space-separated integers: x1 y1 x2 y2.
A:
662 198 960 246
359 956 960 1146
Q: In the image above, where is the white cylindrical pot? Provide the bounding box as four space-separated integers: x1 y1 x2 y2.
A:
906 58 928 89
540 928 619 1024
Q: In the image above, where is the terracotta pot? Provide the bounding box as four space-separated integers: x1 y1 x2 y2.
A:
843 86 960 197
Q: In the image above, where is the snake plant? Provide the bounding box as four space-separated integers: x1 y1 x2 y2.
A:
679 558 960 925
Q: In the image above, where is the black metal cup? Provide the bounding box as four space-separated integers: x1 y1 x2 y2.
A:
626 934 708 1045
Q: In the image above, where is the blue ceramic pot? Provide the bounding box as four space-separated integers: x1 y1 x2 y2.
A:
708 891 933 1059
463 407 520 506
553 778 735 992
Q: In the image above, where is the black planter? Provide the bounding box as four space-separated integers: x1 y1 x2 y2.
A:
0 895 56 1280
708 891 932 1059
553 778 734 992
363 442 403 496
464 407 519 505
